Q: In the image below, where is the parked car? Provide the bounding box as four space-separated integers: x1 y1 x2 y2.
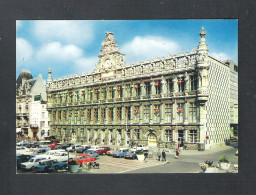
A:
113 148 129 158
89 146 101 151
106 148 119 156
95 147 111 155
124 149 138 159
48 142 58 149
35 149 66 160
17 154 34 169
38 141 52 148
70 154 96 165
133 145 148 151
33 159 68 172
83 150 100 159
235 150 238 156
75 145 91 153
17 141 30 147
16 146 28 155
66 144 82 152
33 147 51 155
57 143 74 150
44 136 60 143
19 148 38 156
51 151 75 162
20 156 47 170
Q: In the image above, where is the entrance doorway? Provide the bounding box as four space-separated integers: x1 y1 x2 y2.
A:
178 130 184 147
148 133 157 147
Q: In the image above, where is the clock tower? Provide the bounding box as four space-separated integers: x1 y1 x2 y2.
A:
94 32 125 73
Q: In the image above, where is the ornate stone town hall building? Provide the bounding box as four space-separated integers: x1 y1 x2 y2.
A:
46 27 234 150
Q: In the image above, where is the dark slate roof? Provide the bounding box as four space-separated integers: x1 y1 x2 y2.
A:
16 70 33 89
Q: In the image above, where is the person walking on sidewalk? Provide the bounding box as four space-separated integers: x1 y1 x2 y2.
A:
162 150 166 161
144 151 148 163
157 150 161 161
175 149 180 159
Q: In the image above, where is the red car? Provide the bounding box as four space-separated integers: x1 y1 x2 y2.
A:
70 154 96 165
48 143 58 149
95 147 111 155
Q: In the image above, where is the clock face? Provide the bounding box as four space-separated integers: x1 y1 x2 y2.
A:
105 59 111 68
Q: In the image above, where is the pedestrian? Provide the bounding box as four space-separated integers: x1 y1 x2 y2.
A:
157 150 161 161
175 149 180 159
144 151 148 163
162 150 166 161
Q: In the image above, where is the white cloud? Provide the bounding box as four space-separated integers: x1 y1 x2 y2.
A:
210 52 230 62
36 42 83 62
33 21 94 46
16 21 22 30
121 36 180 63
74 57 98 73
16 38 33 66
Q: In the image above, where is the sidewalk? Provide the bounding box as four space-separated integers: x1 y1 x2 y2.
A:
149 142 238 156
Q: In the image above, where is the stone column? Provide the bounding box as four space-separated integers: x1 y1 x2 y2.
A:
172 77 178 94
141 82 146 97
151 81 156 96
161 76 167 97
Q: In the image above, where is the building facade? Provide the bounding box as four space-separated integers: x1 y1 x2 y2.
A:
224 60 238 136
16 70 50 139
47 28 234 150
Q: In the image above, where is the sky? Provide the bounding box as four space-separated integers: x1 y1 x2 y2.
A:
16 20 238 81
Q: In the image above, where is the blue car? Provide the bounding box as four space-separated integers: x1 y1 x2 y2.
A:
113 148 129 158
82 150 100 159
33 159 68 172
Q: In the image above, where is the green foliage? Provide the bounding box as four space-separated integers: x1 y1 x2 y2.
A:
219 155 230 163
233 128 238 136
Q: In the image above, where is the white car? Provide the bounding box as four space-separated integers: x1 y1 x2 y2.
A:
89 146 101 151
35 150 66 160
133 145 148 151
20 156 47 170
19 148 37 156
16 147 28 155
50 151 75 162
66 144 82 152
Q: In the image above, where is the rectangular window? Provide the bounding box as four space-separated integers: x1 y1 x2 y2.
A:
80 128 84 137
74 110 78 123
69 93 73 103
143 105 150 122
165 129 173 142
117 107 122 121
145 82 151 96
109 108 113 122
94 108 98 122
189 103 197 122
42 121 45 127
34 95 41 101
81 91 85 102
109 87 115 99
154 105 160 121
53 111 56 122
42 112 45 118
189 130 198 143
177 103 184 122
167 79 173 94
155 81 161 95
165 104 172 123
102 88 107 100
76 91 79 102
126 84 132 97
190 76 197 91
87 109 91 122
178 78 185 92
135 84 141 97
101 108 106 122
58 111 61 120
95 89 99 101
90 90 93 101
125 106 131 120
117 86 123 98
